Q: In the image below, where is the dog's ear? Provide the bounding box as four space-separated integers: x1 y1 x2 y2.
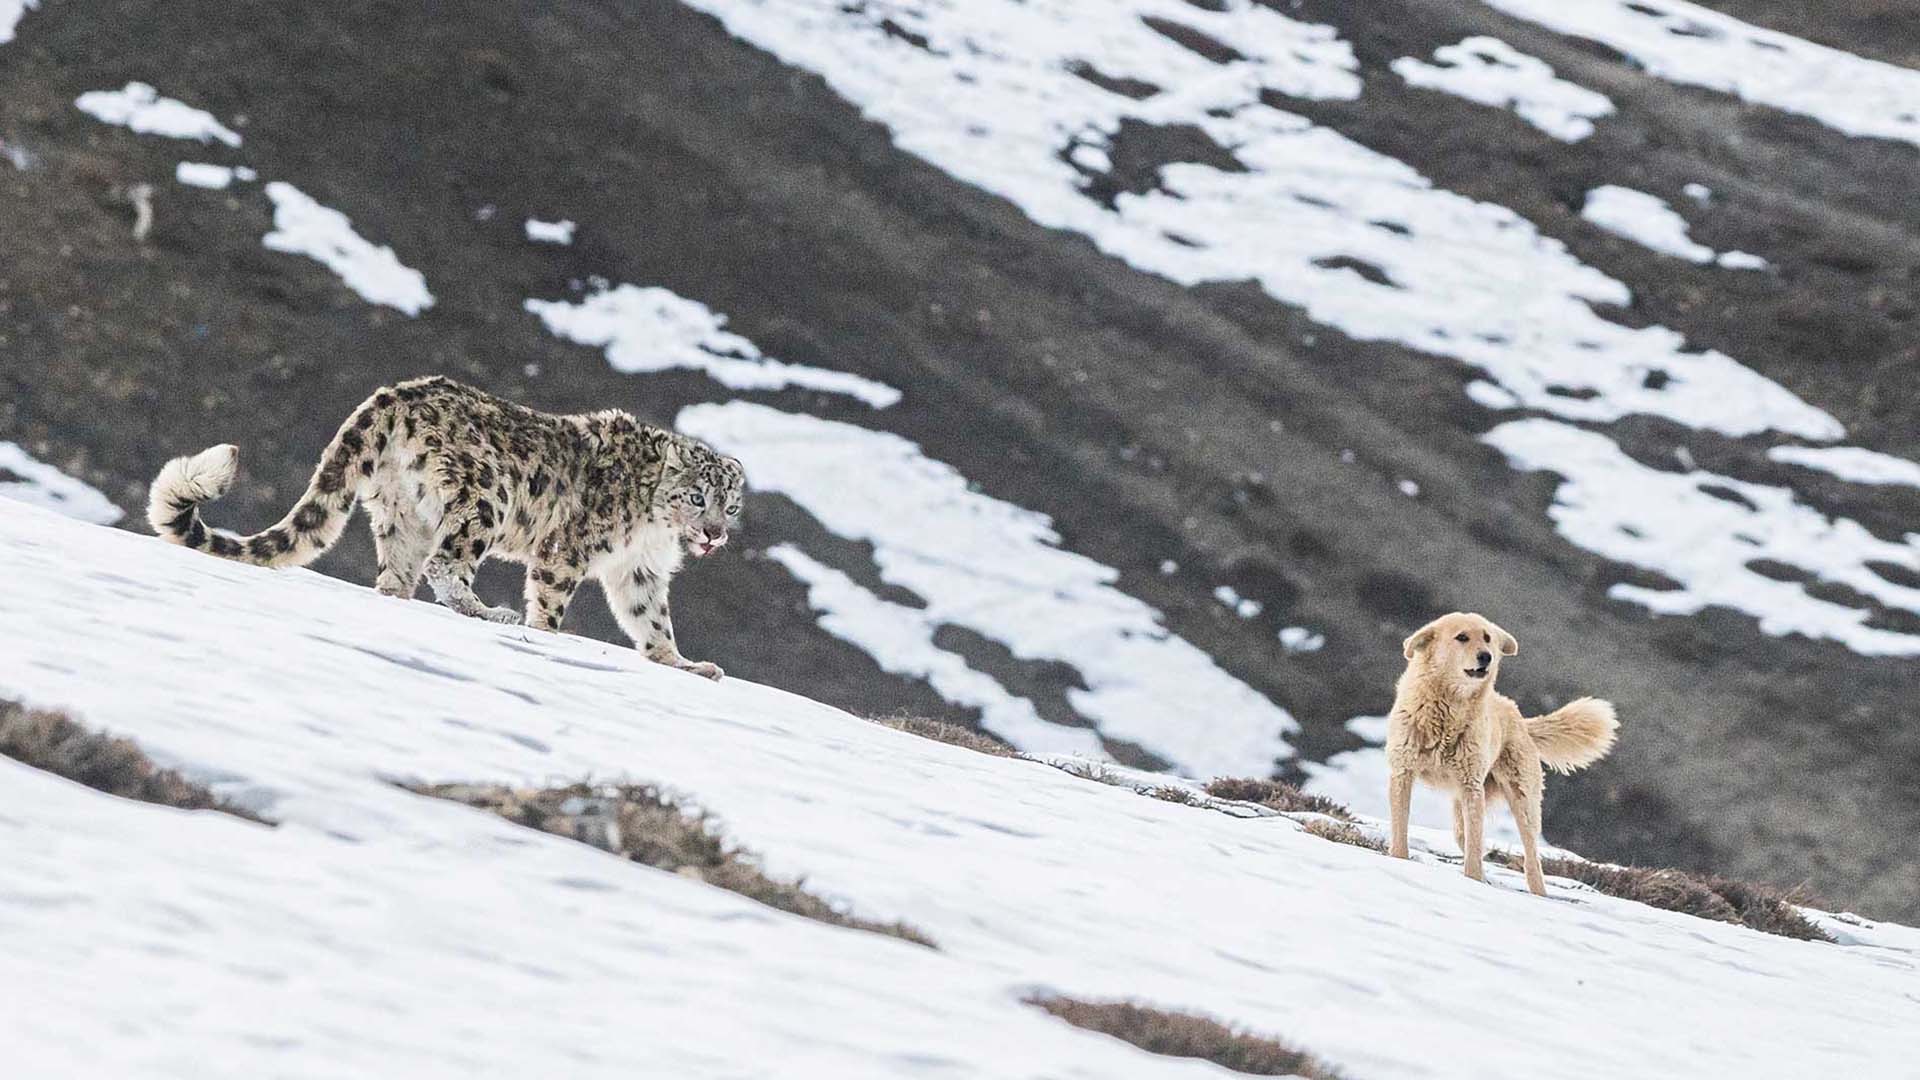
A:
1490 621 1519 656
1402 618 1442 660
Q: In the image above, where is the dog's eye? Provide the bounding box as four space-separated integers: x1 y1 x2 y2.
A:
687 490 706 508
1483 632 1491 643
1454 632 1470 643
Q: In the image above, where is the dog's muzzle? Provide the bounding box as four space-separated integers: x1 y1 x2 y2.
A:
1463 666 1489 679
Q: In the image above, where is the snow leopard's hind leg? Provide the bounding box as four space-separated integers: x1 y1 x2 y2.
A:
365 488 433 599
421 501 519 624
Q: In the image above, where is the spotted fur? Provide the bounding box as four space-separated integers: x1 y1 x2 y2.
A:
146 376 745 679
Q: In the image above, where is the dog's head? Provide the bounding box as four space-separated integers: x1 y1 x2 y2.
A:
1401 612 1517 694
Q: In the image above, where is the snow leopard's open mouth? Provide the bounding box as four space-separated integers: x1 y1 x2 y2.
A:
1464 666 1489 680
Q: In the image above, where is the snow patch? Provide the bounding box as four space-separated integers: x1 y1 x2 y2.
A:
769 544 1105 759
174 161 256 189
1582 185 1767 269
1768 445 1920 489
1278 626 1325 653
679 401 1297 776
1485 418 1920 657
1213 585 1262 619
680 0 1835 439
527 285 901 409
1392 36 1615 141
0 443 122 524
261 182 435 316
524 217 576 244
0 0 37 44
1484 0 1920 149
74 82 241 147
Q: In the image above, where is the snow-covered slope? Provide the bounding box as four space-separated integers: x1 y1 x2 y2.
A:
2 505 1917 1078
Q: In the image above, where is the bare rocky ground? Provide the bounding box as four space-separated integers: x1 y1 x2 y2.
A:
3 0 1917 916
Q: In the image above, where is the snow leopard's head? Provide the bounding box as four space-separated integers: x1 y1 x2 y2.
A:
669 443 745 559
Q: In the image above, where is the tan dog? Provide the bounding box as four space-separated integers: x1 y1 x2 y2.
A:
1386 612 1618 895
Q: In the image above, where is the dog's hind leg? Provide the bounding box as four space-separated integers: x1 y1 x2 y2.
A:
1502 762 1548 896
1460 783 1487 882
1388 769 1414 859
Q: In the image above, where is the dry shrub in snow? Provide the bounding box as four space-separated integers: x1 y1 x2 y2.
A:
869 713 1018 757
414 781 936 947
1488 851 1831 941
1204 776 1355 821
0 700 267 823
1028 995 1348 1078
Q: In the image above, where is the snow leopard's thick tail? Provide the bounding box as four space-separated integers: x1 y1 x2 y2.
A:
147 402 378 568
1524 697 1619 775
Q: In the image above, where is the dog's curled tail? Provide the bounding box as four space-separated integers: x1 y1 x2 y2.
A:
1524 697 1618 774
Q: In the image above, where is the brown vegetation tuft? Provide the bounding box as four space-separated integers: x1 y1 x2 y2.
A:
1028 995 1347 1078
414 781 935 947
1302 817 1385 853
1204 777 1355 821
1488 851 1831 942
0 700 268 823
869 714 1018 757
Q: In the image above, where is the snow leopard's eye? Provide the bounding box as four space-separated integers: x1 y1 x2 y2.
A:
687 490 706 508
725 502 741 518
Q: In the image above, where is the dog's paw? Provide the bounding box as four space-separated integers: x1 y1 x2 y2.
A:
678 660 724 681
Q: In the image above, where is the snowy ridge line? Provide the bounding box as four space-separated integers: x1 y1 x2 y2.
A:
679 0 1838 439
1393 35 1616 142
529 284 901 409
75 82 241 147
2 503 1918 1079
262 182 435 316
1582 184 1767 269
679 400 1297 777
0 442 123 525
1481 0 1920 149
1484 419 1920 657
1768 445 1920 489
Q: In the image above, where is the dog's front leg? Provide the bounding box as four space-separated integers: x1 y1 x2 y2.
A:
1388 770 1414 859
1461 784 1487 882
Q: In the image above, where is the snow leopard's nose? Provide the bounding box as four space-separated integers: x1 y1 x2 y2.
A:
703 523 727 542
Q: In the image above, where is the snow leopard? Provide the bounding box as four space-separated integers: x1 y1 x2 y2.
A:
146 376 745 680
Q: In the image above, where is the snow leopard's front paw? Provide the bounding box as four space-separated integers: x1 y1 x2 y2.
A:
677 659 724 681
